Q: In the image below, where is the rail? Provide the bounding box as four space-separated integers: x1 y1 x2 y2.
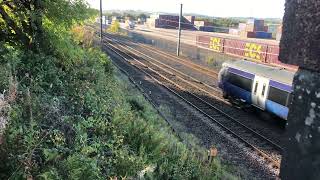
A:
102 34 283 170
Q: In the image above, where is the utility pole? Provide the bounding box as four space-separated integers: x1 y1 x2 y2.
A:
100 0 103 44
176 4 183 56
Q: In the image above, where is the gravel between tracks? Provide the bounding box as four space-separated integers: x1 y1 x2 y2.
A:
104 45 279 179
104 34 286 147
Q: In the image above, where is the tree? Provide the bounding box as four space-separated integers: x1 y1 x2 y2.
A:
138 13 147 20
0 0 94 52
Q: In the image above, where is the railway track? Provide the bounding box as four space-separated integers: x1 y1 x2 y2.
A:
102 34 283 171
104 32 219 79
104 35 225 101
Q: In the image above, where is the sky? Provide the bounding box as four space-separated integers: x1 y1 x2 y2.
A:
86 0 285 18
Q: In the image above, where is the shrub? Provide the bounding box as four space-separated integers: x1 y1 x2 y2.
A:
0 20 236 179
108 20 121 33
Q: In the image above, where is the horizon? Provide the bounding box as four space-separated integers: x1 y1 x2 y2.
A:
87 0 285 19
102 9 283 20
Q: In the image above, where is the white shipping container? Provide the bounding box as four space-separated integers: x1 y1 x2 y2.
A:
276 32 282 41
194 21 205 27
229 28 239 35
247 19 255 24
238 23 247 31
267 24 280 33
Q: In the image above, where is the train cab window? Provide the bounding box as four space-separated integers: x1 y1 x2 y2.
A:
262 84 266 96
254 82 258 95
228 73 253 92
268 86 290 107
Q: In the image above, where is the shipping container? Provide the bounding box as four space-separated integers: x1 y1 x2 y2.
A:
238 23 247 31
196 36 224 52
247 31 256 38
276 25 282 41
255 20 264 26
267 24 280 33
276 33 282 41
254 25 265 31
209 37 224 52
247 19 255 24
194 21 205 27
255 31 272 39
199 26 214 32
265 45 279 63
184 16 195 24
229 28 239 35
264 26 268 32
239 31 248 38
156 14 196 30
245 24 254 32
265 45 298 70
196 34 297 70
224 38 267 63
240 31 256 38
197 35 210 47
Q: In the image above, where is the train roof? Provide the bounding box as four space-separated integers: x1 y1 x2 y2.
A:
224 60 297 85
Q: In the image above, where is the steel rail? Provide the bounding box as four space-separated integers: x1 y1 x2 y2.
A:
104 35 283 151
103 38 282 170
103 35 222 97
103 32 219 78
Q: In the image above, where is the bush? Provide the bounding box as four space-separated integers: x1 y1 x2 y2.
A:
0 20 236 179
108 20 121 33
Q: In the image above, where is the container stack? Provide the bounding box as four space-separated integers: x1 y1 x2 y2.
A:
276 25 282 41
194 21 212 30
237 19 273 39
146 14 196 30
146 14 159 28
229 28 239 35
267 24 281 39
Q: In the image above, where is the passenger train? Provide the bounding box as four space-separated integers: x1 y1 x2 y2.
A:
218 60 296 120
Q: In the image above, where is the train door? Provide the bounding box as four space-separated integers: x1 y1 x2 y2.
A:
251 76 270 110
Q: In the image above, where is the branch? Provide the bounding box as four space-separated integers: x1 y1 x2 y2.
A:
0 5 30 46
0 0 14 7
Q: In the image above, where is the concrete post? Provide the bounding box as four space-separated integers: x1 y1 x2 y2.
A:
279 0 320 179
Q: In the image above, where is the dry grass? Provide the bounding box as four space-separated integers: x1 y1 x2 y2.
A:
71 26 95 48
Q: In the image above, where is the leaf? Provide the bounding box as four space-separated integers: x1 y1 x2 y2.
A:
43 148 59 162
81 146 97 155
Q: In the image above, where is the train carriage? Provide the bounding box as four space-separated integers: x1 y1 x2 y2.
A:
218 60 296 120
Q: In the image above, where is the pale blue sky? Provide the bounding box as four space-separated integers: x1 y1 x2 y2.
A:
87 0 285 18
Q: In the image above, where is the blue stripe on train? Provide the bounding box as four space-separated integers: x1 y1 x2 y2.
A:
223 82 252 103
228 68 255 79
265 100 289 120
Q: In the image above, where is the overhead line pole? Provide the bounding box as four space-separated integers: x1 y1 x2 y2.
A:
176 4 183 56
100 0 103 44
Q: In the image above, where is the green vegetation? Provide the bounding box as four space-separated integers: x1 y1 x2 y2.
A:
108 20 121 33
0 1 236 179
195 17 245 28
104 10 149 21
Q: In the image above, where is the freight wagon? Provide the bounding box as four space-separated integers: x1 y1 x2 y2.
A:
196 35 298 70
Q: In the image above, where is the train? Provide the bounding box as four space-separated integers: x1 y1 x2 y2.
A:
218 60 296 120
